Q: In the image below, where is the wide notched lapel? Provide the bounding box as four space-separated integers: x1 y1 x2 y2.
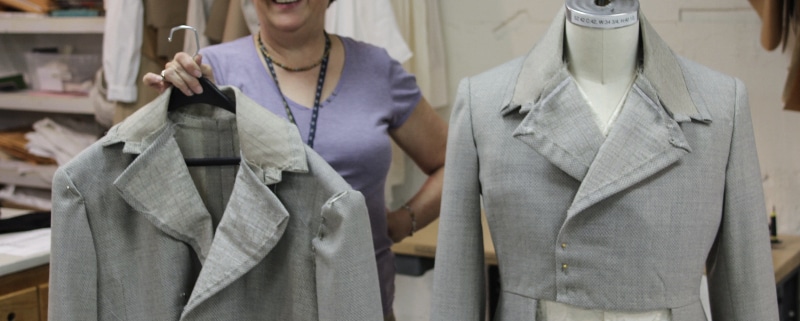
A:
180 160 290 317
565 78 692 218
113 124 216 263
502 7 606 181
512 73 606 182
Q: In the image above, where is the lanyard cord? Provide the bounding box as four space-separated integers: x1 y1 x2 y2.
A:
258 32 331 148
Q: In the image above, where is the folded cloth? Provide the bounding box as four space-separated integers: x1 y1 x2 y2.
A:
0 130 57 165
0 211 51 234
0 185 52 211
25 118 99 165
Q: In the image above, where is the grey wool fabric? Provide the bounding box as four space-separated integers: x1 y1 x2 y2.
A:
49 86 383 320
431 8 779 321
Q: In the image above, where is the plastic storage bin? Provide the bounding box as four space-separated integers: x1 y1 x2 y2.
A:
24 52 100 94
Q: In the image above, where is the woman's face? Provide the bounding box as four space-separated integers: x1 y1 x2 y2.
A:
255 0 329 34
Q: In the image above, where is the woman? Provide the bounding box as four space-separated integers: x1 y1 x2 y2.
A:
143 0 447 319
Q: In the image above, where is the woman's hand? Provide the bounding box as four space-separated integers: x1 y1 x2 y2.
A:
142 52 215 96
387 208 414 243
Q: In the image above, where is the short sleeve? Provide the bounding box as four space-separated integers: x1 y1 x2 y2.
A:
388 58 422 129
199 47 226 86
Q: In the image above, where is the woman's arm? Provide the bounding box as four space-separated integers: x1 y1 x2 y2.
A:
387 97 448 243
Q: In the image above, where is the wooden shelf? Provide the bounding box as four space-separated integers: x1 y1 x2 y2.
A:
0 91 93 115
0 15 104 34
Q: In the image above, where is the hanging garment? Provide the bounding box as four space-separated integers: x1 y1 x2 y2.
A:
49 86 383 320
184 0 215 52
324 0 412 63
430 8 778 321
102 0 143 103
390 0 449 108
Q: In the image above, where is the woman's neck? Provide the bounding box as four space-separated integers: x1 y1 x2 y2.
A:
259 26 327 68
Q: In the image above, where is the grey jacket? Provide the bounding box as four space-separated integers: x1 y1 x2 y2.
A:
431 9 778 321
49 87 383 320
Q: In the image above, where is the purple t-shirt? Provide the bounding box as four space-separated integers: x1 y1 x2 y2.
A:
201 35 421 314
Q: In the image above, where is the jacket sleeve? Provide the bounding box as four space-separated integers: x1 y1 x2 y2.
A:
431 78 486 320
49 168 98 320
313 190 383 321
706 78 779 320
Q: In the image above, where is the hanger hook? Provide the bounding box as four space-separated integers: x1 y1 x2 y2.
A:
168 25 200 57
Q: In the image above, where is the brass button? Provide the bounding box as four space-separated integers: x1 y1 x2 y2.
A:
561 263 568 271
561 243 567 249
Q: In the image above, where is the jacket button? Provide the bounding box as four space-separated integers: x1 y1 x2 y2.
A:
561 243 567 249
562 263 568 272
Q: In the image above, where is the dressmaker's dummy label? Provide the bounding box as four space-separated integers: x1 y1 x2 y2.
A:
567 10 638 29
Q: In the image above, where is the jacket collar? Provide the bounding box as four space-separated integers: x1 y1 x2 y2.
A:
501 7 711 123
102 86 309 183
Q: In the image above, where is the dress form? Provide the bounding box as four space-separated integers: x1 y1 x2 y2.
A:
565 0 639 134
541 2 672 321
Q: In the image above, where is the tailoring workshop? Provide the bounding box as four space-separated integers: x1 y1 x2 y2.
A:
0 0 798 320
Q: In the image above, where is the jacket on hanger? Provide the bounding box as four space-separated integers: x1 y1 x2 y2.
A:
49 86 383 320
431 8 778 321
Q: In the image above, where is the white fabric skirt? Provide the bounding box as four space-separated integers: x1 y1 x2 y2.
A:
540 300 671 321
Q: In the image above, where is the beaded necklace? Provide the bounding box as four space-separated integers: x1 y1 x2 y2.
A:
258 33 331 72
257 32 331 148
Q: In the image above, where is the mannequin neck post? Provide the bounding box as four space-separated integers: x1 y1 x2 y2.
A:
564 14 640 132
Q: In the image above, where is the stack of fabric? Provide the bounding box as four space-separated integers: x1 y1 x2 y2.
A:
0 117 100 210
24 117 99 166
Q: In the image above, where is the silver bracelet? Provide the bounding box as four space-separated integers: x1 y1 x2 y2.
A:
402 204 416 236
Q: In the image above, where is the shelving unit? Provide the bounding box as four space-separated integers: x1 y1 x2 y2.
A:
0 91 93 115
0 15 104 34
0 16 103 190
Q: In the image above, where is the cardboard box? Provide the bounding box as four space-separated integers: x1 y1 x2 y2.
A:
24 52 100 94
0 0 53 13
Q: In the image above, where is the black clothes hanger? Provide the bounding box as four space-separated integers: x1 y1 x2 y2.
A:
166 25 236 113
166 25 240 167
168 77 236 113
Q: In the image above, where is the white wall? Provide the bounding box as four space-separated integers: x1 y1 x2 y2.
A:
429 0 800 233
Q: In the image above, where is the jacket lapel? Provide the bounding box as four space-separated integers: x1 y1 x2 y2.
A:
566 77 692 218
181 160 290 316
113 124 216 262
502 8 604 181
512 73 605 181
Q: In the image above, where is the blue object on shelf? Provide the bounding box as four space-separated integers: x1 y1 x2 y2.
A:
49 9 100 17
